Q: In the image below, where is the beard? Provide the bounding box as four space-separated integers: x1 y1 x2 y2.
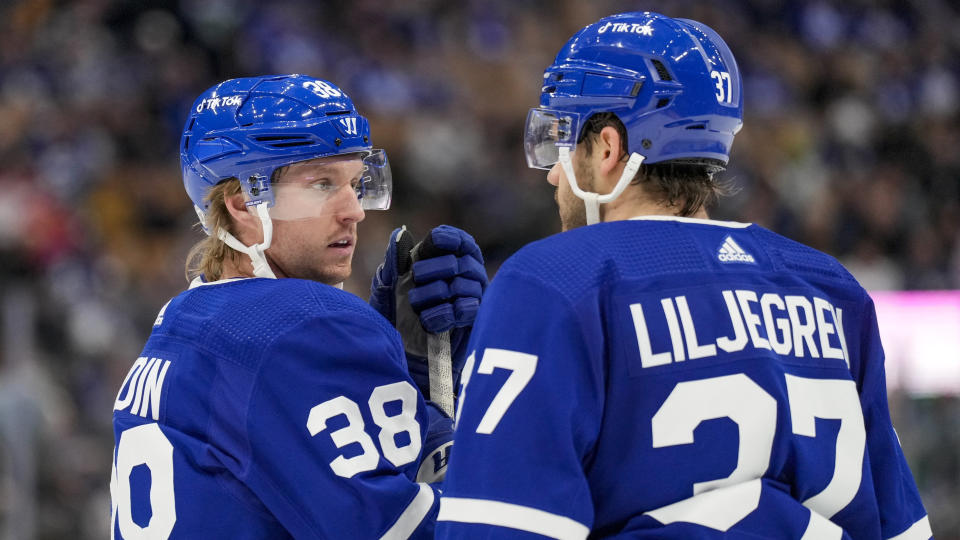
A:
555 158 593 231
269 251 353 285
265 219 356 285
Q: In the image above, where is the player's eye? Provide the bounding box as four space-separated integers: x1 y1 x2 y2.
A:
308 179 336 192
352 177 365 199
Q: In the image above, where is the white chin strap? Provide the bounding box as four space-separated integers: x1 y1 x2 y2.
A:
558 146 645 225
216 202 277 279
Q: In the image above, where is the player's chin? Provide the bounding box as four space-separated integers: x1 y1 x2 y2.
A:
321 260 353 285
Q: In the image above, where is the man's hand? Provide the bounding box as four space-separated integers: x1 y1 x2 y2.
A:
370 225 487 402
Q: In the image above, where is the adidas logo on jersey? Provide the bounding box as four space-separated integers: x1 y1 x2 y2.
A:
717 235 755 263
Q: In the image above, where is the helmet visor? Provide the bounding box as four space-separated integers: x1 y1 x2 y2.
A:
357 149 392 210
524 108 581 169
242 149 392 221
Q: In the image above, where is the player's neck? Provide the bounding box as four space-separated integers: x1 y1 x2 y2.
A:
220 253 256 280
602 198 709 222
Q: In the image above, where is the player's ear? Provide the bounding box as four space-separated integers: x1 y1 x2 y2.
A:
597 126 626 177
223 190 263 242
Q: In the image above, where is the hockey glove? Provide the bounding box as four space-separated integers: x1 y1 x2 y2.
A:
369 225 488 401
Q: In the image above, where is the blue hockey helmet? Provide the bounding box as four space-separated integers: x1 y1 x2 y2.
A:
525 12 743 170
181 74 391 230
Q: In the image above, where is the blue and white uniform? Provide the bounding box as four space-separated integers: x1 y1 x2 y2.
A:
438 217 930 539
111 278 451 539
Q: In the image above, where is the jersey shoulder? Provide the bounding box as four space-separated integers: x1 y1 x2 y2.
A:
496 221 678 303
748 225 861 288
153 278 395 369
499 219 865 304
496 219 736 304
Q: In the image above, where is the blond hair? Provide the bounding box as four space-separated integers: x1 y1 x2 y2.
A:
184 179 244 282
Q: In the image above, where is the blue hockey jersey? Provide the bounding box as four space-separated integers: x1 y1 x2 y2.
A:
437 216 931 540
110 277 452 539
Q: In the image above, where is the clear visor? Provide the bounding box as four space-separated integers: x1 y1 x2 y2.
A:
524 108 581 169
242 149 392 221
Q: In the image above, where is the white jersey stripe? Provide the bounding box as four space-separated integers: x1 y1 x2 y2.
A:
886 515 932 540
380 483 436 540
438 497 589 540
801 508 843 540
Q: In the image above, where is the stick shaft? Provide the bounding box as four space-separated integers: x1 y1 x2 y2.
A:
427 331 454 417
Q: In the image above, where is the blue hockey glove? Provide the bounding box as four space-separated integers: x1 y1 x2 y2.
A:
369 226 414 329
369 225 488 400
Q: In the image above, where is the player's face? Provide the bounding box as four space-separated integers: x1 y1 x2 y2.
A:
546 146 591 231
265 155 366 284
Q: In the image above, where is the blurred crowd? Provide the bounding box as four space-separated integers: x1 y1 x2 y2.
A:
0 0 957 538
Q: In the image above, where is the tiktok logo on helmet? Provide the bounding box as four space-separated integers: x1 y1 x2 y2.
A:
597 21 654 35
195 95 243 113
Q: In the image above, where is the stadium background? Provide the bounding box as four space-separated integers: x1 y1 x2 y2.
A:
0 0 957 537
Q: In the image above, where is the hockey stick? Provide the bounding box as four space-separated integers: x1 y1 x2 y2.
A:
396 228 456 417
427 331 454 417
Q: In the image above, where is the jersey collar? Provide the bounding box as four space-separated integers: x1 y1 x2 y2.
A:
188 276 254 289
628 215 752 228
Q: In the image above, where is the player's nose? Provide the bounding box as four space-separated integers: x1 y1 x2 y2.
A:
546 162 562 187
336 186 365 224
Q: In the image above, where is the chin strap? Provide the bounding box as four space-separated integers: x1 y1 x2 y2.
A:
558 146 645 226
216 202 277 279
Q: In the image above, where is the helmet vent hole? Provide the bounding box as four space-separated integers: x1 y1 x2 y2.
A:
183 136 190 150
253 134 315 149
651 59 673 81
270 141 315 148
543 86 557 93
685 124 706 130
555 73 564 81
254 135 309 142
187 117 196 130
241 123 253 127
326 110 351 116
656 98 671 109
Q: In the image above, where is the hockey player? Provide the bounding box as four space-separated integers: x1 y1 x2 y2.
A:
437 12 931 539
110 75 485 539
